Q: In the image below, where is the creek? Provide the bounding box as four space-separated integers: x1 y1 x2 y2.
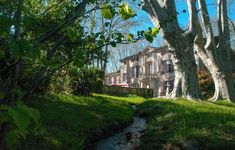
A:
95 115 146 150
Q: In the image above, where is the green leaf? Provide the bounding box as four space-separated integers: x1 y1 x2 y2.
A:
105 22 110 27
66 27 77 41
28 43 40 60
118 3 136 20
5 130 19 148
0 15 13 36
73 48 85 68
101 4 115 19
117 37 122 43
22 15 38 29
151 27 159 37
127 33 134 42
110 42 116 47
144 31 154 43
26 107 40 124
97 40 104 47
9 39 40 59
8 101 40 130
9 39 28 57
8 105 31 131
9 40 21 57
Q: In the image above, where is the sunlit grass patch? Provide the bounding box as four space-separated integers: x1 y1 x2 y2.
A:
138 98 235 149
93 93 145 104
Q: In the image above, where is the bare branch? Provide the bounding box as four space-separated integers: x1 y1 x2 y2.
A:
217 0 222 37
142 0 164 28
198 0 216 50
219 0 231 49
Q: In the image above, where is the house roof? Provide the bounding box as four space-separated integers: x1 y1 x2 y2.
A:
105 70 120 77
120 45 168 62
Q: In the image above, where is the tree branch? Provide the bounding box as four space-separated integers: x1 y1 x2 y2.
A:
198 0 216 50
217 0 222 37
38 1 89 43
219 0 230 50
182 0 199 41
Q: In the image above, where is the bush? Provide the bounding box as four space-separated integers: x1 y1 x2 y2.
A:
197 71 214 99
49 69 71 94
70 67 104 96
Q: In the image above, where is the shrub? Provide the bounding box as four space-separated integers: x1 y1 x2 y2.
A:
70 67 104 96
197 71 214 99
49 69 71 94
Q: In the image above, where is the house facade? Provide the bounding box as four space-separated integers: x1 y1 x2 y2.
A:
105 46 235 97
105 46 174 97
104 71 121 86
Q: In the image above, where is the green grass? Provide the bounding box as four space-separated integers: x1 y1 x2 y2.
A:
19 94 143 149
137 98 235 150
17 94 235 149
94 93 145 104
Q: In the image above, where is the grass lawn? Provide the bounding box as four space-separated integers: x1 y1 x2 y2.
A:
137 98 235 150
18 94 144 149
16 93 235 150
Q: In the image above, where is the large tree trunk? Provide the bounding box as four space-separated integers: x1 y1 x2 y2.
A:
211 72 235 101
168 40 201 99
167 55 182 98
192 0 235 102
195 44 235 101
142 0 202 100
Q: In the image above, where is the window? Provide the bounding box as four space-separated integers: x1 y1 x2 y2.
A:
136 66 139 77
132 67 135 78
168 64 174 73
165 60 174 73
123 73 127 81
162 60 174 73
147 63 152 75
147 84 150 88
117 76 120 83
131 66 139 78
164 81 168 91
147 53 153 58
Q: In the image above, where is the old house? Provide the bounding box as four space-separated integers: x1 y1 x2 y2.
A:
105 46 235 97
105 46 174 97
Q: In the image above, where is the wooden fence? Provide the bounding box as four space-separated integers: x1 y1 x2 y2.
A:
103 86 153 98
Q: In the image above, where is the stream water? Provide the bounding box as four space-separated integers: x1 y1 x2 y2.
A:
95 117 146 150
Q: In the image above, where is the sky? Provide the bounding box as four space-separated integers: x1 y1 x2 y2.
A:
107 0 235 72
129 0 235 46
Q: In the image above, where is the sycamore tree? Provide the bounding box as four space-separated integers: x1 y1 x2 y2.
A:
142 0 235 102
142 0 202 100
0 0 162 148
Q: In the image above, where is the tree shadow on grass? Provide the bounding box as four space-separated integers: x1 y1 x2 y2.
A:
138 100 235 150
19 94 133 150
